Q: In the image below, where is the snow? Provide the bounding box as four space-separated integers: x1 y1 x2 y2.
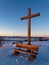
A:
0 41 49 65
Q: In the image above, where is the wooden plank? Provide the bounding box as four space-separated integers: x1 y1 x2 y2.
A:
16 44 39 51
14 49 36 56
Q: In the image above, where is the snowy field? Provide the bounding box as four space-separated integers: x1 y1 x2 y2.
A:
0 41 49 65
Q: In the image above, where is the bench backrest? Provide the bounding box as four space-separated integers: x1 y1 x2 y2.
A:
16 43 39 51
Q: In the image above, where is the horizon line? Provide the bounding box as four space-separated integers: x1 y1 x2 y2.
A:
0 35 49 38
0 33 49 37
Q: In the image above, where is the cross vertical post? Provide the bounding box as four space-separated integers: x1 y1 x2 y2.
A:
28 8 31 45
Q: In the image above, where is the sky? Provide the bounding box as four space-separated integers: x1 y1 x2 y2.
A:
0 0 49 37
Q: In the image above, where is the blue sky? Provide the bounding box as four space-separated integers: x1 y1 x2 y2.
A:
0 0 49 37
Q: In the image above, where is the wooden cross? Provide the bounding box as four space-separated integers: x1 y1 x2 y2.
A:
20 8 40 45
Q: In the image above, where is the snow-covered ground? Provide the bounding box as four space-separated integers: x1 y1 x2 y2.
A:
0 41 49 65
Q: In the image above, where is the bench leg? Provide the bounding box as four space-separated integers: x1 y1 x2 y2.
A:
29 55 36 61
13 51 20 56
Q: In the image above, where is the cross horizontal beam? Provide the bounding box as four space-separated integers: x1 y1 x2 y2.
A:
20 13 40 20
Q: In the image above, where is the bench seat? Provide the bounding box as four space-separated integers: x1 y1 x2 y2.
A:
14 49 36 56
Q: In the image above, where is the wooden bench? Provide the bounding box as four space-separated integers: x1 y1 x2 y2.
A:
13 43 39 60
